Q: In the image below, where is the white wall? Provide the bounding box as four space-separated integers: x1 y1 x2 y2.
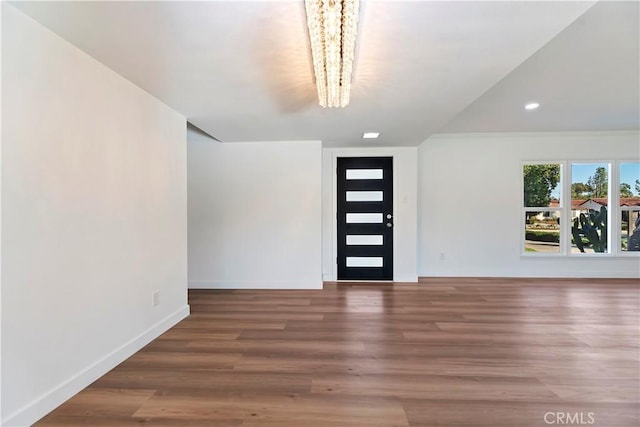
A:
1 5 188 426
0 3 4 423
188 135 322 289
322 147 418 282
418 131 640 278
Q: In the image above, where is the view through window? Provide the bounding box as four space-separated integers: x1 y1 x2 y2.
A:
620 162 640 252
570 163 609 254
523 164 561 253
523 161 640 255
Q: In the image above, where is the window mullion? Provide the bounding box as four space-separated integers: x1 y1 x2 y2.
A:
562 161 570 255
610 160 620 255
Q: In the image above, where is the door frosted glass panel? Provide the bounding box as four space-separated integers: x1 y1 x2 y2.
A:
346 257 384 267
346 191 384 202
346 169 383 180
346 235 384 245
346 213 383 223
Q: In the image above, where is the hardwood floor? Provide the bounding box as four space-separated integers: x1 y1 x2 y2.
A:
37 278 639 427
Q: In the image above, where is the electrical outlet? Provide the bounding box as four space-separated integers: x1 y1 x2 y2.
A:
152 291 160 307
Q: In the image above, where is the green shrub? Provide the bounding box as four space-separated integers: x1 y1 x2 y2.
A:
525 231 559 243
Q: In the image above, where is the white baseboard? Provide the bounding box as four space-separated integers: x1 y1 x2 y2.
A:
418 272 640 279
189 280 323 290
393 275 419 283
2 305 190 427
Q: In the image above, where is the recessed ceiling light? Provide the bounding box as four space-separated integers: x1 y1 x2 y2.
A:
525 102 540 110
362 132 380 139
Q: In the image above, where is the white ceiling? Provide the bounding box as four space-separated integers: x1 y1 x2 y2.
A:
443 1 640 134
10 1 638 147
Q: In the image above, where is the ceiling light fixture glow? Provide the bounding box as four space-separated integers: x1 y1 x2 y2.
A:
305 0 360 108
362 132 380 139
525 102 540 110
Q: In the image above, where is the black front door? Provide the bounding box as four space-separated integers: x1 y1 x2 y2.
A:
337 157 393 280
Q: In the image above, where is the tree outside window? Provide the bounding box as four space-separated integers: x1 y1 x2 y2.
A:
523 164 561 254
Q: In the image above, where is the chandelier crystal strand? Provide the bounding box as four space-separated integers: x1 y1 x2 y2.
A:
323 0 341 107
339 0 359 107
305 0 328 107
305 0 359 108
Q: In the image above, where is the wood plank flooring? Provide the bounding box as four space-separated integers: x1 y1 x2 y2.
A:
36 278 640 427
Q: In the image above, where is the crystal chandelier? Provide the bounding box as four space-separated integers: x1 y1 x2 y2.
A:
304 0 360 108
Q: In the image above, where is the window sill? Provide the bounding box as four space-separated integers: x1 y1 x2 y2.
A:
521 253 640 259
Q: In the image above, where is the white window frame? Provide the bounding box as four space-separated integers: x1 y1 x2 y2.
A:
617 160 640 256
522 159 640 258
567 161 612 257
521 161 564 256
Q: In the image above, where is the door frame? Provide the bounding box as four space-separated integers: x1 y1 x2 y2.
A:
330 152 398 282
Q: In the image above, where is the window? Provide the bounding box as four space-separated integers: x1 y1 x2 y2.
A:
523 163 561 254
570 163 610 254
620 162 640 252
523 160 639 256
